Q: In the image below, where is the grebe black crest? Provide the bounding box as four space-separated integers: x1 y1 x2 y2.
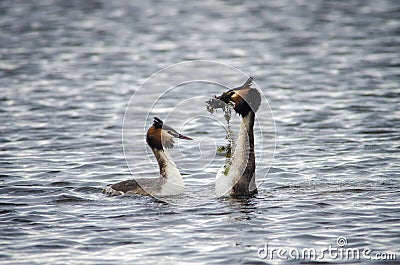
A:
208 77 261 197
103 117 192 196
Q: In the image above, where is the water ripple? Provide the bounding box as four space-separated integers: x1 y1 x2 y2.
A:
0 0 399 264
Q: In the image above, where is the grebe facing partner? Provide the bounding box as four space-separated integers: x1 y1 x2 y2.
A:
209 77 261 197
103 117 192 196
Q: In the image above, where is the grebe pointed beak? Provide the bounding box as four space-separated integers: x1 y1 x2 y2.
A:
178 134 193 140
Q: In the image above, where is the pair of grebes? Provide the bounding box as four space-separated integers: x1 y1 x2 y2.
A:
103 77 261 197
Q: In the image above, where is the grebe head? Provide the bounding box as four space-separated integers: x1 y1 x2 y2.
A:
146 117 193 150
210 77 261 117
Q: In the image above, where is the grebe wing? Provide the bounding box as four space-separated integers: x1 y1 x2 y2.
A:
109 179 140 193
102 179 139 196
103 178 163 196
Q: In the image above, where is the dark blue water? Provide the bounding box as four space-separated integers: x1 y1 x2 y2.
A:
1 0 399 264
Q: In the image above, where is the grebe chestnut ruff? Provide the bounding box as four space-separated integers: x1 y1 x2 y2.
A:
103 117 192 196
209 77 261 197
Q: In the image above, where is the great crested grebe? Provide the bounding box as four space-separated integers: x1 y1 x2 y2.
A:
103 117 192 196
208 77 261 197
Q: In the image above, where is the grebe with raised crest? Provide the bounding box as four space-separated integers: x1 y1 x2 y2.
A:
208 77 261 197
103 117 192 196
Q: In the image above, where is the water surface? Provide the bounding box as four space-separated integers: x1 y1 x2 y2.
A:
1 0 399 264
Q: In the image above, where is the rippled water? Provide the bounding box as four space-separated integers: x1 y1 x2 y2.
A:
1 0 399 264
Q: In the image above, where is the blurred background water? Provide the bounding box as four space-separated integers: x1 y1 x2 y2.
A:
1 0 399 264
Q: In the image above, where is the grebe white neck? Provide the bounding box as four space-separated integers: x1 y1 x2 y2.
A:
215 112 257 197
152 148 184 195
